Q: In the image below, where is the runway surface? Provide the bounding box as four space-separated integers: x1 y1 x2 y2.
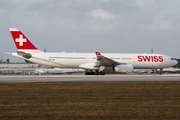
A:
0 74 180 83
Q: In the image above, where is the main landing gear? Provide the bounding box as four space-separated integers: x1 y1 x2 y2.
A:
85 66 106 75
99 71 105 75
85 70 105 75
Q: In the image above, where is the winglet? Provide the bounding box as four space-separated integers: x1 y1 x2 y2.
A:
95 51 101 55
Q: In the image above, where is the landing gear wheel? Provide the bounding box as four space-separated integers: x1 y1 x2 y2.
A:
159 69 163 75
85 72 90 75
159 72 163 75
94 70 99 75
85 71 95 75
99 71 105 75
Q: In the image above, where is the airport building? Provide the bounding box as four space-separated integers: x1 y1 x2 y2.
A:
0 63 40 74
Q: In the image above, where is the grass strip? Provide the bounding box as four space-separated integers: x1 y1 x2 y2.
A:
0 82 180 120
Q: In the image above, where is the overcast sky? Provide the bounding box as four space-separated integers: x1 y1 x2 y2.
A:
0 0 180 62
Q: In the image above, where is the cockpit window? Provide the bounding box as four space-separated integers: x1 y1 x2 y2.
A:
171 58 175 60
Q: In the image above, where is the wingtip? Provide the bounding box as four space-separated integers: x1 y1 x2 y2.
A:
95 51 101 55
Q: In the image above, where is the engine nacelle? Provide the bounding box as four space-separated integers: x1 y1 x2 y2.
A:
114 64 134 73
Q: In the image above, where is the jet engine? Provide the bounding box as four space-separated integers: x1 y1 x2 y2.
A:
114 64 134 73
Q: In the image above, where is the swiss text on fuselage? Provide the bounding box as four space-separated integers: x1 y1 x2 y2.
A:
138 56 163 62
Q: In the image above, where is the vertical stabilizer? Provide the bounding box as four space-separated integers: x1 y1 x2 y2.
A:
9 28 38 51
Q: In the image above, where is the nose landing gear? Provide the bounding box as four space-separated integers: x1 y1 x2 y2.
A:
159 69 163 75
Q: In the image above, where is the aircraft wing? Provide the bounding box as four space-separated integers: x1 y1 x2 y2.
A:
95 52 120 66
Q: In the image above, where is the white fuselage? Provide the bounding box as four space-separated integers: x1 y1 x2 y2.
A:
12 52 178 70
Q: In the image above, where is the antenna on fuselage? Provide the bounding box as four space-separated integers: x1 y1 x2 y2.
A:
44 48 46 52
151 48 153 54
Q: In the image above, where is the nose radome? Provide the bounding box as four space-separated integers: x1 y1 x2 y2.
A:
174 60 178 66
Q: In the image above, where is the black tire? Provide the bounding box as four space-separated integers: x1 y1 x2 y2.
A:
94 72 99 75
159 72 163 75
85 72 90 75
100 71 105 75
90 72 95 75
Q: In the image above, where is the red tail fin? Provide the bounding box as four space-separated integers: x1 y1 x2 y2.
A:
9 28 38 50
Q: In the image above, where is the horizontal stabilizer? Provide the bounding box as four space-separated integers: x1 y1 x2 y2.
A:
4 52 11 54
17 51 31 59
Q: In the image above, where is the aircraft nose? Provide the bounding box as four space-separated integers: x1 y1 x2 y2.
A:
174 60 178 66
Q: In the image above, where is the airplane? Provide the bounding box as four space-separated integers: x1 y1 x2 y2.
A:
9 28 178 75
157 67 180 73
32 68 85 75
133 69 153 74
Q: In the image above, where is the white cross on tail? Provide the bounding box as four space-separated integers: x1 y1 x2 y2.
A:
16 35 27 46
